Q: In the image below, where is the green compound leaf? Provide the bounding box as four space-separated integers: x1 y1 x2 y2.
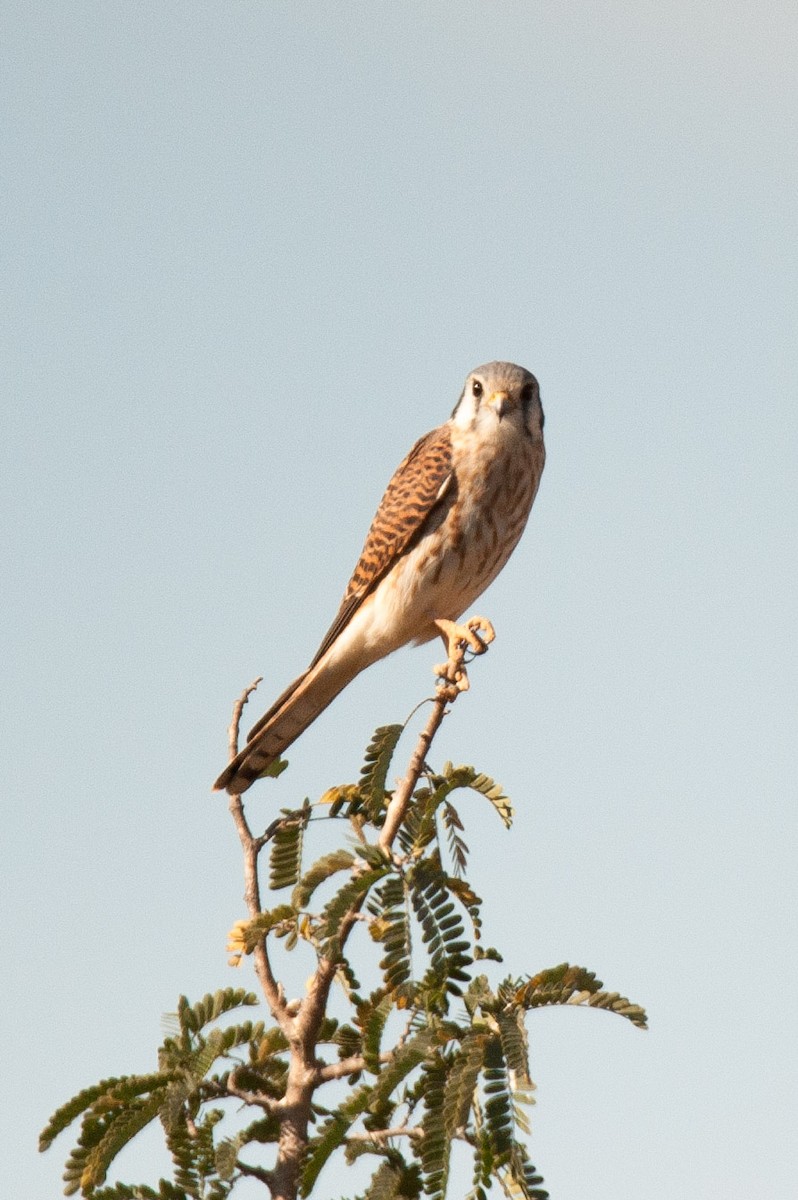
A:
40 1077 134 1152
232 906 297 954
77 1092 166 1195
441 800 469 877
509 964 648 1030
89 1183 190 1200
292 849 356 910
419 1055 449 1200
319 866 392 956
176 989 259 1035
370 876 414 1004
359 724 404 820
268 803 311 891
357 991 394 1075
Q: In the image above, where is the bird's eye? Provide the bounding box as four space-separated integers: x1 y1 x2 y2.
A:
472 380 483 399
521 383 534 406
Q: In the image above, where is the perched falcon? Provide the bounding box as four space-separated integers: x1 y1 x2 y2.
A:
214 361 545 794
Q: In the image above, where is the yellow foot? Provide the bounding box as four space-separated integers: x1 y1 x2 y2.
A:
433 616 496 699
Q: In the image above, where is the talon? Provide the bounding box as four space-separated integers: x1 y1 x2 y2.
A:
464 615 496 651
434 660 470 697
434 616 495 661
432 615 495 700
435 676 463 701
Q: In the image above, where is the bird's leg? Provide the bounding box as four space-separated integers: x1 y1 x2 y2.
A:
433 616 496 699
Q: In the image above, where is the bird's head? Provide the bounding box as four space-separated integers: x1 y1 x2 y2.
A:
451 361 544 442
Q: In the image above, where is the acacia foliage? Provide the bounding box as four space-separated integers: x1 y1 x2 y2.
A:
41 722 646 1199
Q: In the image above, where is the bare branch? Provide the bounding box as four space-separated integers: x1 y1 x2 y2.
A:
314 1050 394 1084
345 1125 423 1144
227 676 263 761
378 629 481 851
227 1070 280 1113
378 692 448 851
237 1160 275 1187
225 679 294 1039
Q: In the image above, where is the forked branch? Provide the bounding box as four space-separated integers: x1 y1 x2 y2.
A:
223 625 491 1199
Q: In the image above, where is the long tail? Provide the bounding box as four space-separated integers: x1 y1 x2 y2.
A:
213 657 356 794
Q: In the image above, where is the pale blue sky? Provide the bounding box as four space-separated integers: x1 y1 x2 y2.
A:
3 3 797 1198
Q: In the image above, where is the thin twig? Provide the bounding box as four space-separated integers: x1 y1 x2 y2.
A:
345 1125 424 1143
228 1070 280 1113
226 679 293 1038
237 1161 275 1187
376 632 481 851
314 1050 395 1084
227 676 263 760
378 691 449 851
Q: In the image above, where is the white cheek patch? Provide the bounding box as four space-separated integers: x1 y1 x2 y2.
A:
452 392 479 430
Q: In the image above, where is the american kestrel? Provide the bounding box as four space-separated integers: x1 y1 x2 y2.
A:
214 361 545 795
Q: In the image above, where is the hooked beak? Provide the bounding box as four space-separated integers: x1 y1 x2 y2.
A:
488 390 511 420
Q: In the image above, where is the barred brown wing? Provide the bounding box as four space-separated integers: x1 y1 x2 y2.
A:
308 424 453 668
